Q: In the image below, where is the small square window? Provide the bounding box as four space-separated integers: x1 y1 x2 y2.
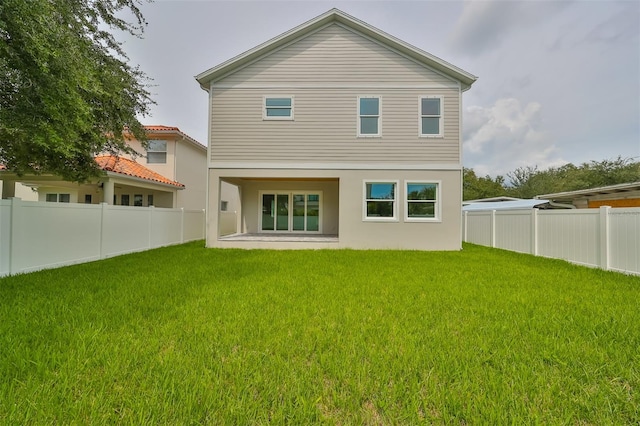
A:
147 140 167 164
363 180 398 221
84 194 92 204
220 200 228 211
264 96 294 120
121 194 130 206
358 96 381 137
419 96 443 137
134 194 143 207
148 194 154 206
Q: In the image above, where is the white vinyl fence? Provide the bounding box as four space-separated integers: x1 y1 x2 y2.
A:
0 198 205 277
463 206 640 275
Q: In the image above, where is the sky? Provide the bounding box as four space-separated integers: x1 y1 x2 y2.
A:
119 0 640 177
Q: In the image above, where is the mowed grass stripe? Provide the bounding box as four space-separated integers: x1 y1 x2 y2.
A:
0 242 638 424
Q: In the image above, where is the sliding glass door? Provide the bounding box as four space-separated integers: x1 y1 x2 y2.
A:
260 192 321 233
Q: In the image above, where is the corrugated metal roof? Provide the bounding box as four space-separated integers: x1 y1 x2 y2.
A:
462 199 549 211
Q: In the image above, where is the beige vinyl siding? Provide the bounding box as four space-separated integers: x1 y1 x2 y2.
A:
210 87 460 164
216 23 455 88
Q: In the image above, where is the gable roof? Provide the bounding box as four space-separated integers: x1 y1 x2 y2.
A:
95 156 185 188
142 125 206 151
195 8 477 91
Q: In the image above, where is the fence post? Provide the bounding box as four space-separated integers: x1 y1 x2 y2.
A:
148 206 154 248
100 202 108 259
531 209 538 256
490 210 496 248
8 197 21 275
180 208 185 243
463 211 468 242
202 209 206 241
599 206 610 271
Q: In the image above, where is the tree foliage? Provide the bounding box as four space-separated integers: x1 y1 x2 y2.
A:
464 157 640 200
463 168 507 200
0 0 152 181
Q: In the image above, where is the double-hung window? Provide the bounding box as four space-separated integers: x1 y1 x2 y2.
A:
363 180 397 221
264 96 294 120
405 181 440 221
147 140 167 164
419 96 443 137
358 96 381 137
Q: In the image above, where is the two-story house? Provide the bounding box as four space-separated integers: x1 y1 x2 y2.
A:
0 125 208 210
196 9 476 249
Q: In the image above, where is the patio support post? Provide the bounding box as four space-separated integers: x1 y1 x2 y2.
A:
102 180 114 205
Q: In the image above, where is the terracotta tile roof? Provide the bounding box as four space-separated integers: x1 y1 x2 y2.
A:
144 125 180 131
95 156 184 188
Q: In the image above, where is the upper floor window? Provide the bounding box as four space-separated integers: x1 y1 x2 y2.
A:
264 96 294 120
363 180 397 221
147 140 167 164
419 96 443 137
405 181 440 221
358 96 381 137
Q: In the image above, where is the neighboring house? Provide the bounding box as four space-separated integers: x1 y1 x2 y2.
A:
196 9 477 249
536 182 640 208
0 125 208 210
462 199 551 212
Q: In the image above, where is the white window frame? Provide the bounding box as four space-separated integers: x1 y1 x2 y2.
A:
46 193 71 203
418 96 444 138
404 180 441 222
263 96 294 121
357 95 382 137
258 190 323 233
147 139 167 164
362 180 398 222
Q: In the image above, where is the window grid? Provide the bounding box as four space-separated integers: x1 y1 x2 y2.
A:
358 96 381 137
264 96 294 120
405 181 441 222
419 96 443 137
363 180 398 221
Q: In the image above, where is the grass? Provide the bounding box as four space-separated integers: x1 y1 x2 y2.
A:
0 242 638 424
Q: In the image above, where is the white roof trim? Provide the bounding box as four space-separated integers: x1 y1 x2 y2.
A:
536 181 640 199
195 8 477 91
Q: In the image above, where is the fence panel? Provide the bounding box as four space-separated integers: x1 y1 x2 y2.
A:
464 206 640 275
609 208 640 274
0 200 11 276
537 210 600 267
15 201 103 273
184 210 205 242
494 210 532 254
0 199 205 277
151 208 183 248
102 205 152 257
465 211 492 246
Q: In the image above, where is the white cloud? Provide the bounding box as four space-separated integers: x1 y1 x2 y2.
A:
448 0 570 56
463 98 568 176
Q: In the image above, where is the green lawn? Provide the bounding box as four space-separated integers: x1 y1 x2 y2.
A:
0 242 638 424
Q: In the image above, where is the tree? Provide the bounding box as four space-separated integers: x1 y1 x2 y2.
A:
463 168 506 200
505 157 640 198
0 0 153 181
